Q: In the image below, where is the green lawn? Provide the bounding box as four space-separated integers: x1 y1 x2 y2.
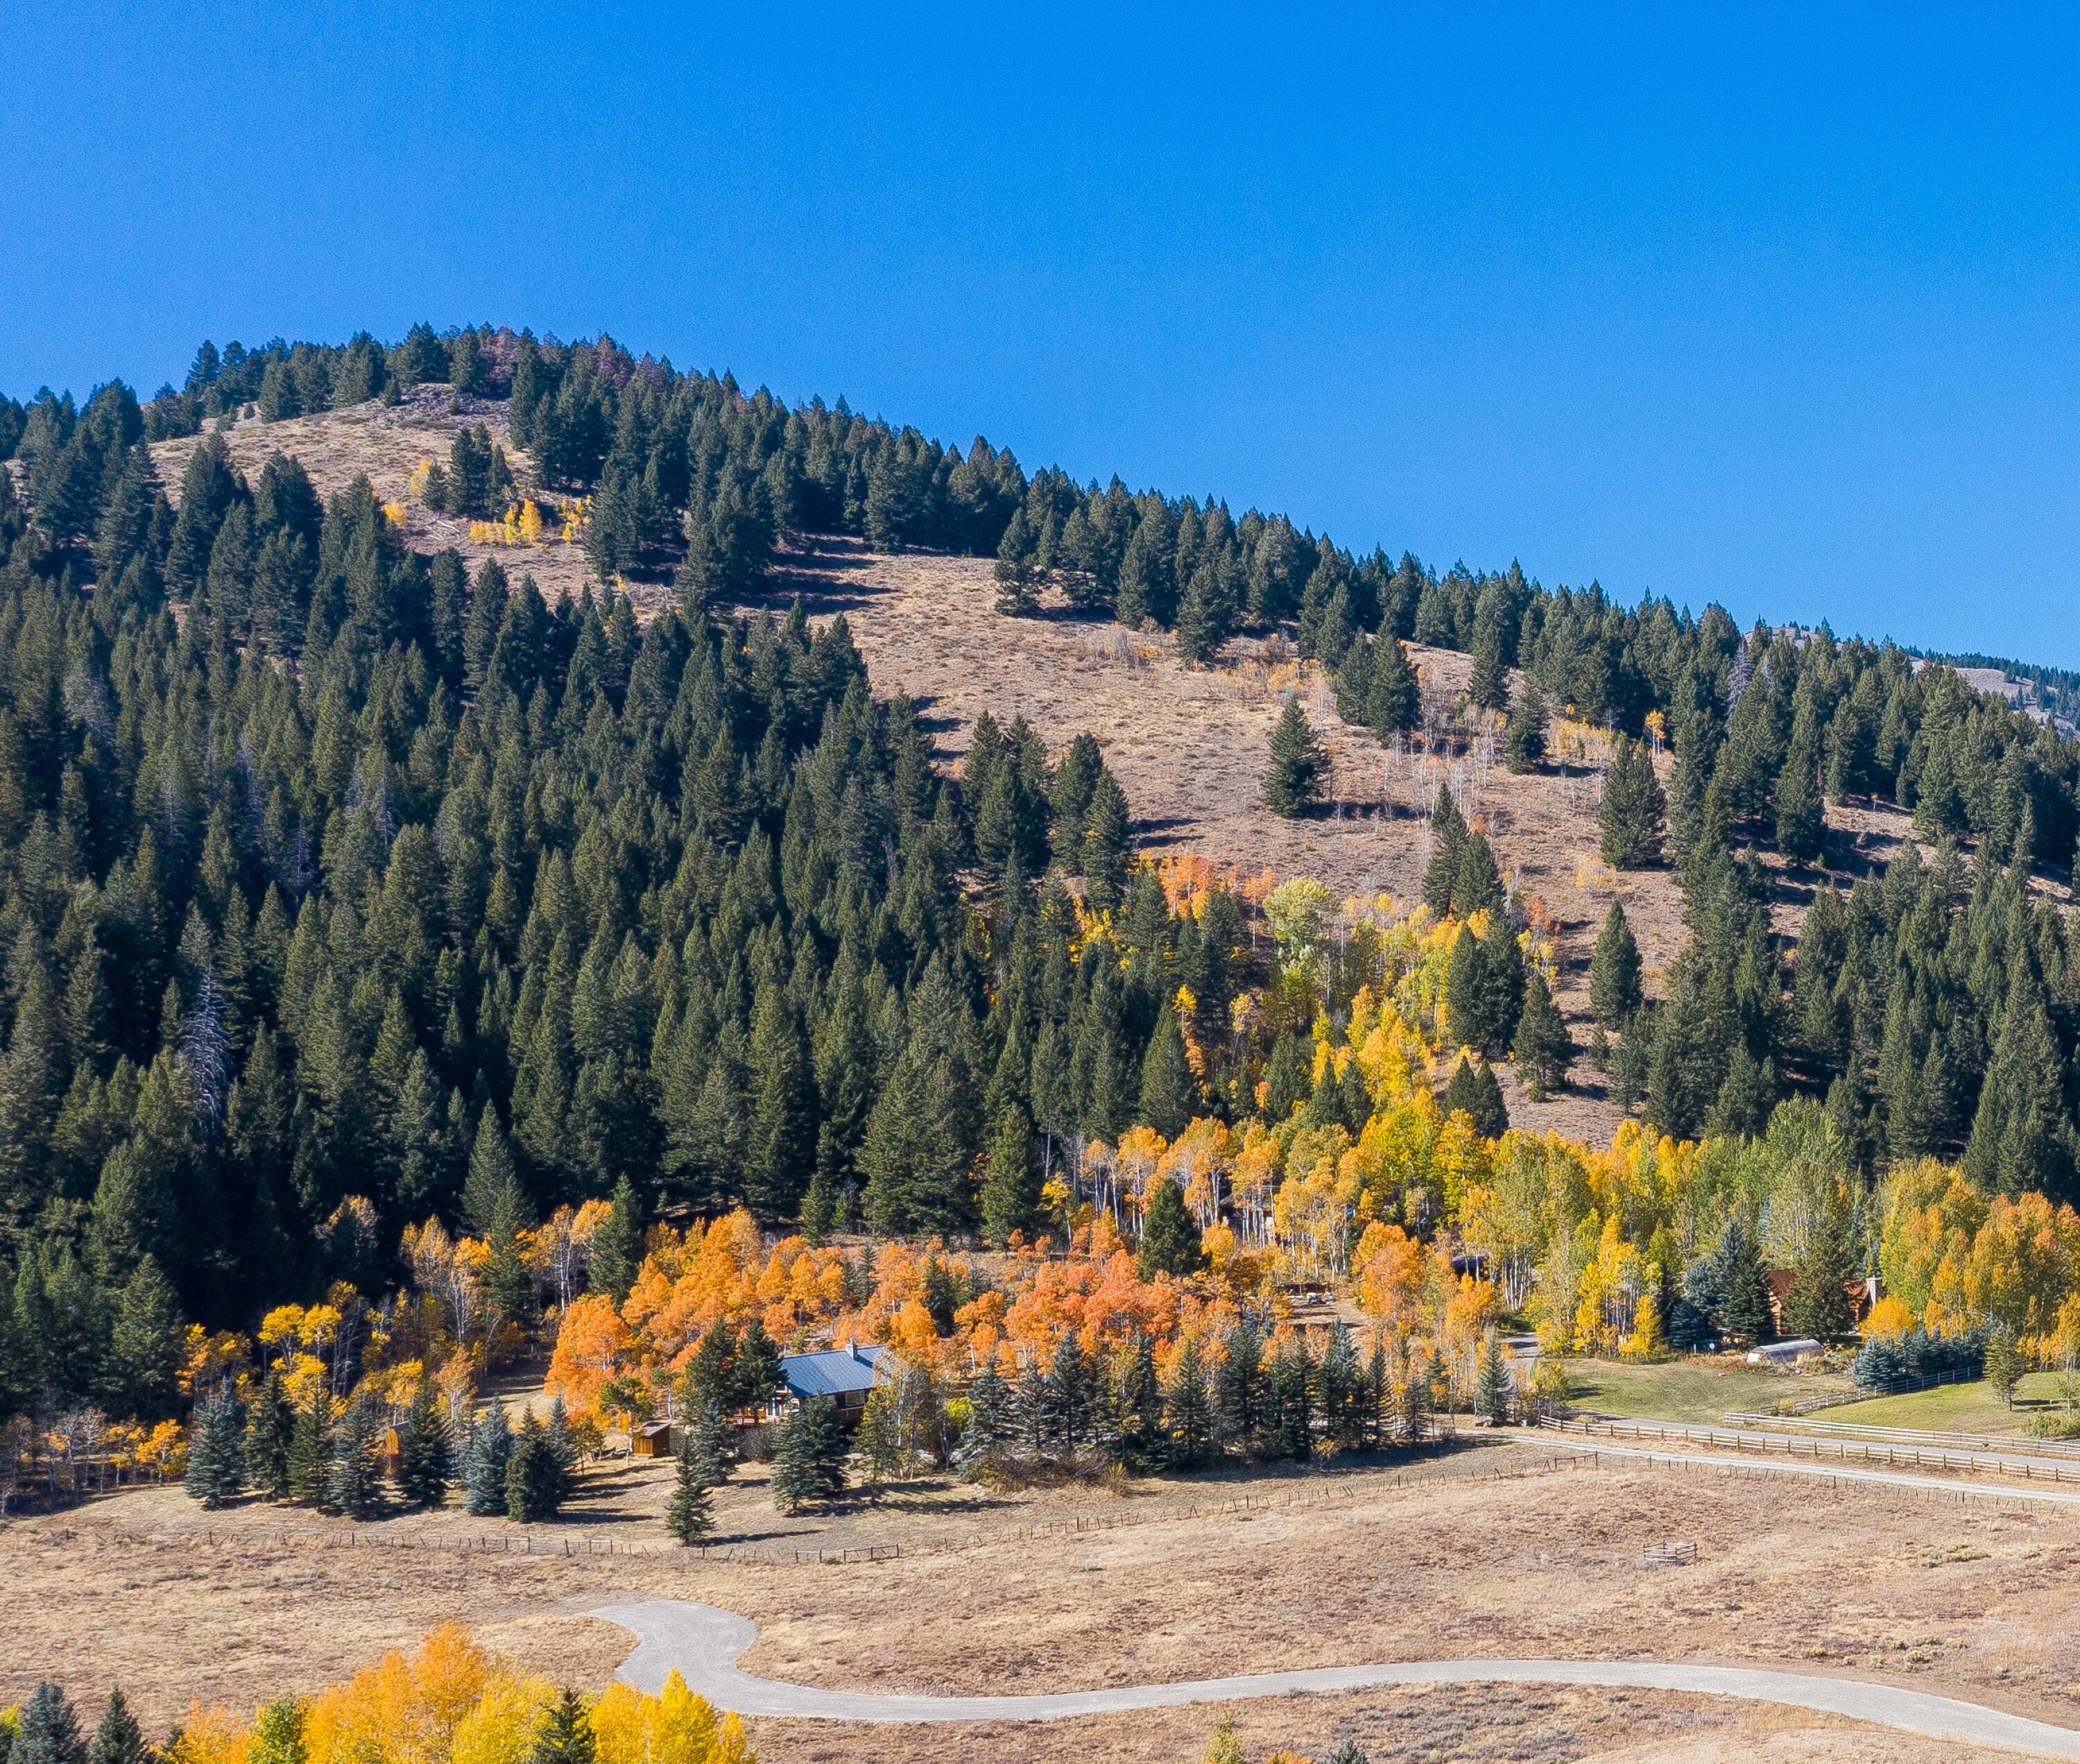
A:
1821 1372 2072 1435
1563 1356 1857 1424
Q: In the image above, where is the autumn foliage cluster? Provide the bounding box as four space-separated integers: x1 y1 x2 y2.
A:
0 1626 752 1764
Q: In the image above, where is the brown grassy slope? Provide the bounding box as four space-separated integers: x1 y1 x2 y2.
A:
145 388 611 614
750 541 1693 1143
146 401 1967 1148
1 1448 2074 1764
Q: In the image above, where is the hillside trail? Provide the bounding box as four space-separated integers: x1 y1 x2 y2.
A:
587 1597 2080 1755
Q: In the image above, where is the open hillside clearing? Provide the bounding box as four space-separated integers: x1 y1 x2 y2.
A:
141 397 1980 1149
12 1442 2080 1761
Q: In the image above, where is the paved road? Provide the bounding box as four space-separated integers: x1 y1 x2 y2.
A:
587 1597 2080 1755
1545 1435 2080 1507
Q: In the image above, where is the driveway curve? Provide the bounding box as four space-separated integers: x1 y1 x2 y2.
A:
587 1597 2080 1756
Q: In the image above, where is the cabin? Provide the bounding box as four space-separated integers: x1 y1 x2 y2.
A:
779 1343 892 1427
630 1420 675 1458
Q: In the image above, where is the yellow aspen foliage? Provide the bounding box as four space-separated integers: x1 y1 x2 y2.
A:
1352 1222 1432 1331
590 1672 734 1764
306 1624 490 1764
1877 1158 1987 1317
163 1706 250 1764
447 1675 559 1764
1862 1293 1914 1341
382 501 407 528
409 460 433 497
1428 1112 1490 1218
179 1325 251 1397
1619 1290 1667 1360
517 499 544 544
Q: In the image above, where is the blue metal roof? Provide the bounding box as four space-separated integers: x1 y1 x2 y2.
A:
781 1344 891 1399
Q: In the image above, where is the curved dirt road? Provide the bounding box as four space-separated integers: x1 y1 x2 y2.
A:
588 1597 2080 1755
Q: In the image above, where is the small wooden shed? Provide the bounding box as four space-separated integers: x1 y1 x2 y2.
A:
631 1421 676 1458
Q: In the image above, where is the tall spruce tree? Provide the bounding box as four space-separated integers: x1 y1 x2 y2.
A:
1589 901 1644 1026
1600 736 1666 868
1262 696 1327 818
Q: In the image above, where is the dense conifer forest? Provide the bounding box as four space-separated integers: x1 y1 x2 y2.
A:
3 322 2080 1436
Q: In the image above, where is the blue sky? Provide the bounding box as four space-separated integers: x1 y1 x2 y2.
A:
5 4 2078 665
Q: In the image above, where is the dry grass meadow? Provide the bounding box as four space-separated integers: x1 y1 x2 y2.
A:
8 1439 2080 1761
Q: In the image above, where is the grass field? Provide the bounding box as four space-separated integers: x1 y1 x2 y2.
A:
7 1439 2080 1762
1563 1356 1858 1424
1821 1373 2077 1435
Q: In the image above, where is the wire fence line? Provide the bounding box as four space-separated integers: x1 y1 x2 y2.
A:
1549 1415 2080 1485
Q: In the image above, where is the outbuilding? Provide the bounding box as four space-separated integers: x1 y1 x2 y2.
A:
1746 1338 1825 1367
630 1420 676 1458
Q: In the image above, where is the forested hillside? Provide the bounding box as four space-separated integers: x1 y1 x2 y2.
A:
3 324 2080 1435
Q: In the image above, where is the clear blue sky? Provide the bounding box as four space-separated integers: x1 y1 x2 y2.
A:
6 4 2078 666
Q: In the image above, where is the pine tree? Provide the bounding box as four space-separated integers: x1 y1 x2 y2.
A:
956 1359 1011 1478
1712 1218 1773 1344
106 1254 184 1421
1262 697 1326 818
13 1685 86 1764
1985 1323 2024 1409
1174 561 1237 665
1599 736 1666 868
1366 634 1419 738
1137 1005 1198 1136
1475 1331 1513 1425
527 1690 595 1764
504 1412 563 1522
1775 706 1825 865
1441 1054 1508 1139
1452 831 1504 919
979 1104 1040 1247
1137 1177 1202 1279
1782 1210 1855 1343
993 507 1038 616
1421 786 1469 917
245 1369 295 1501
1512 968 1573 1099
395 1378 452 1510
664 1430 716 1546
1162 1338 1214 1469
286 1387 333 1507
87 1692 145 1764
184 1382 245 1509
1468 615 1509 712
327 1394 384 1520
587 1175 642 1304
1502 681 1547 772
1316 1321 1361 1451
1080 770 1132 911
463 1401 513 1516
687 1397 735 1485
746 983 815 1222
771 1395 849 1512
1214 1321 1266 1456
1589 901 1644 1026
